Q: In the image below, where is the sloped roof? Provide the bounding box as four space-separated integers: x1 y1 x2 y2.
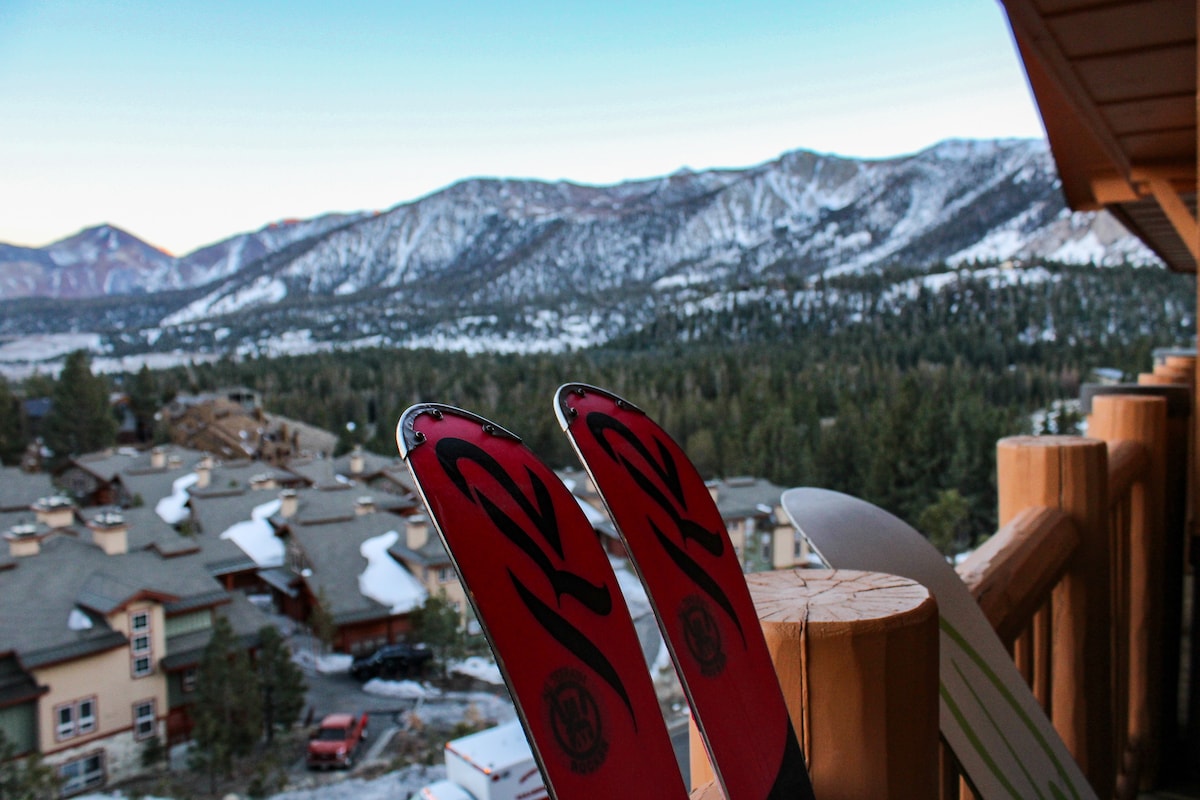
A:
288 513 424 625
0 467 55 513
998 0 1197 271
0 534 228 668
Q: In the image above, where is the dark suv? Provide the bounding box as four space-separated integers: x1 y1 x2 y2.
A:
349 643 433 682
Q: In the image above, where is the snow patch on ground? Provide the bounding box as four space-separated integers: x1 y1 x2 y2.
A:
362 678 436 699
450 656 503 685
291 649 353 674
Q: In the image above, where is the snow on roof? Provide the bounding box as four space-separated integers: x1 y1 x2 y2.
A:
155 472 198 524
219 498 284 567
67 608 94 631
358 530 427 613
445 719 532 772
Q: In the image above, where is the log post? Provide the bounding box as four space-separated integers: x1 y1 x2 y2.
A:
997 435 1112 797
738 569 939 799
1089 394 1168 788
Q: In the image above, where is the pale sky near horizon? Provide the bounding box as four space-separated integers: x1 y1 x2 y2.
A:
0 1 1046 256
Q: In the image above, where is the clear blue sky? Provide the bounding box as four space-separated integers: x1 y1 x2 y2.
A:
0 1 1045 255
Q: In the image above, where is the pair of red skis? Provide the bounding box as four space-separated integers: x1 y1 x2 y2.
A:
398 384 815 800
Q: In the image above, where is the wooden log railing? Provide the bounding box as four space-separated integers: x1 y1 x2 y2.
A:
683 358 1191 799
942 387 1186 800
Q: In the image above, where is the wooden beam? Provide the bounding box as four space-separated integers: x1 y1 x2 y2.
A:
1145 176 1200 260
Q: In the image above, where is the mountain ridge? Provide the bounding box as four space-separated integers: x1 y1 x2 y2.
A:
0 138 1160 360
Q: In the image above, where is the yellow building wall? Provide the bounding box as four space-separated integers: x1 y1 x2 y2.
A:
35 601 168 756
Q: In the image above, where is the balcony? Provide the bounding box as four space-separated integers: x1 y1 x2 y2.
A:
686 352 1199 799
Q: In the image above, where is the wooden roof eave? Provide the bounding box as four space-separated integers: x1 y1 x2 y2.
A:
999 0 1198 273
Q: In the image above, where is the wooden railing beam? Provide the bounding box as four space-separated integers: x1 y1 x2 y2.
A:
957 506 1079 645
1090 394 1169 789
997 435 1113 797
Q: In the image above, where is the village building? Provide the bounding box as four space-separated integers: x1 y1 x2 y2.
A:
0 503 270 794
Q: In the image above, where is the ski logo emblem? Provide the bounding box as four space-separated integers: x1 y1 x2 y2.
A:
543 667 608 774
680 595 726 676
432 434 638 734
583 409 746 657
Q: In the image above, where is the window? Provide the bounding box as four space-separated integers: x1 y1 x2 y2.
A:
436 566 453 583
59 752 104 794
54 698 98 741
56 705 73 740
181 667 197 693
130 609 153 678
77 698 96 735
133 700 156 741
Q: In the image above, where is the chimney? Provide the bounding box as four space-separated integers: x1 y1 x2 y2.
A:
350 446 365 476
195 456 213 489
355 495 376 516
249 473 275 491
406 515 429 550
33 496 75 529
150 446 166 469
279 489 298 519
88 511 129 556
5 524 43 558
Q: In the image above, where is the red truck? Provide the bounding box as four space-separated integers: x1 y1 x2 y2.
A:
306 712 369 770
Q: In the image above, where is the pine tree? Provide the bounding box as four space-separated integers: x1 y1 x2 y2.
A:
256 625 306 744
0 729 58 799
128 364 160 444
190 616 263 788
41 350 117 463
409 591 464 678
308 587 336 654
0 377 24 465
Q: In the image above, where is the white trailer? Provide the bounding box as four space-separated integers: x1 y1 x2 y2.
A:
413 720 547 800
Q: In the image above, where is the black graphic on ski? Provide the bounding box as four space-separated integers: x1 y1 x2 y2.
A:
399 403 687 800
556 384 816 800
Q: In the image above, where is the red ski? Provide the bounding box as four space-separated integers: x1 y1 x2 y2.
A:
556 383 816 800
398 404 688 800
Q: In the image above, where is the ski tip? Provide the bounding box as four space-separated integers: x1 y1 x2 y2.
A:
553 383 645 431
396 403 522 459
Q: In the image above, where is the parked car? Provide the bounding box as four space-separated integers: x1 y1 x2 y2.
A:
349 643 433 682
306 711 369 770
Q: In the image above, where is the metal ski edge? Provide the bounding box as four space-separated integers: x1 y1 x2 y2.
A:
396 414 560 800
554 382 645 433
397 402 521 459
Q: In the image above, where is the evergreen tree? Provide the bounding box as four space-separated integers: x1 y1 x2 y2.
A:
41 351 117 463
916 488 972 557
256 625 306 744
128 364 160 444
0 377 24 465
0 729 58 799
409 591 464 678
190 616 262 789
308 587 336 654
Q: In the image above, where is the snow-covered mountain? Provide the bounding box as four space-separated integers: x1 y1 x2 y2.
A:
0 138 1157 355
0 214 366 301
